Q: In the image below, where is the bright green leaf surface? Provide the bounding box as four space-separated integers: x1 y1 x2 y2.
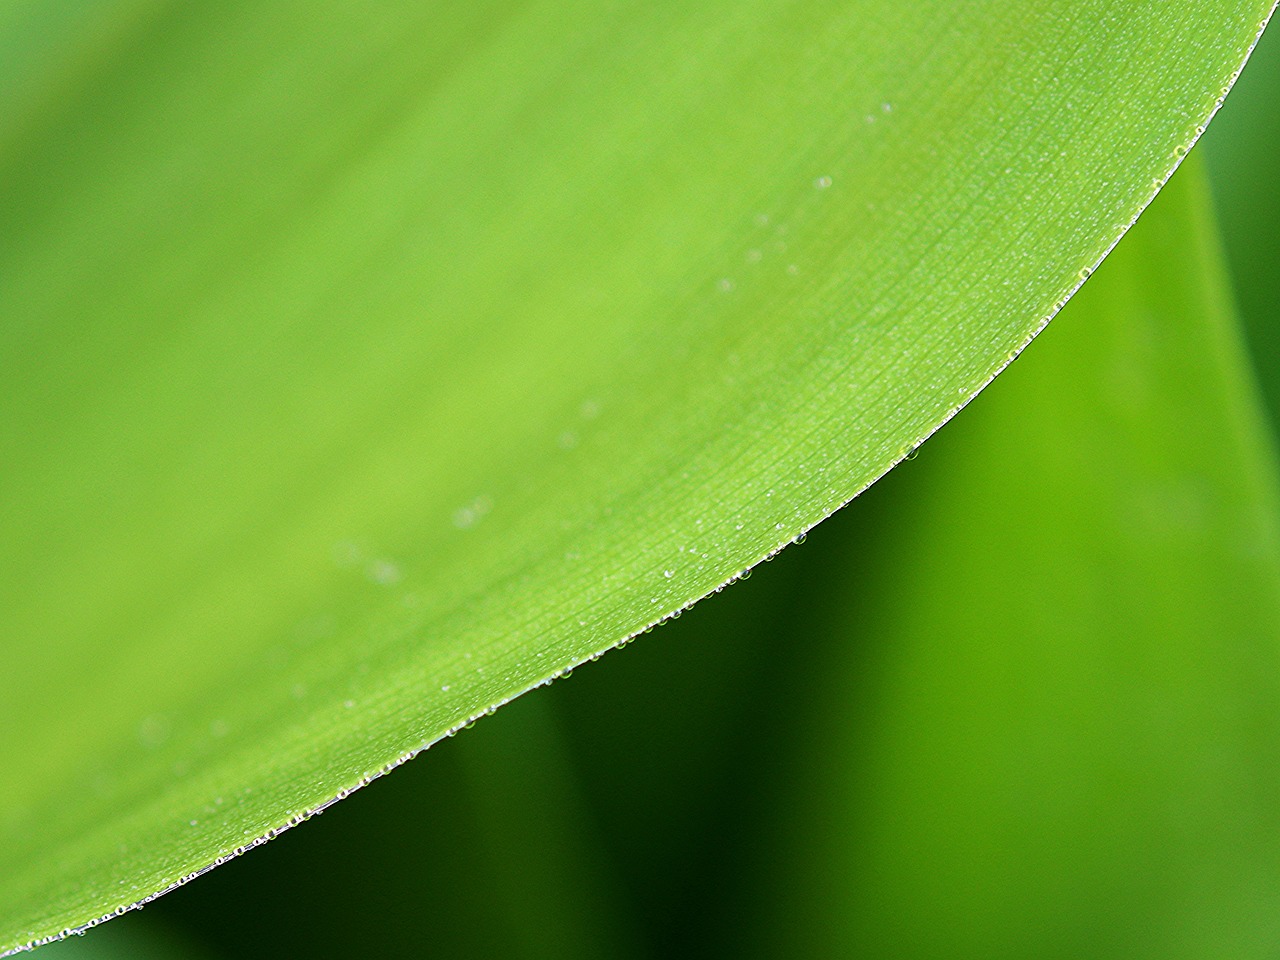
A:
743 156 1280 957
0 2 1273 950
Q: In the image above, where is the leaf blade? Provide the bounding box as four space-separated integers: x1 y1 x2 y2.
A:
1 2 1274 948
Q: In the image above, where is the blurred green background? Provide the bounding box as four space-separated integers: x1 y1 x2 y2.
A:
37 17 1280 960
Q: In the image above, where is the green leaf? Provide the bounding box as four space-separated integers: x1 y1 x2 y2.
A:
1201 20 1280 427
0 2 1273 950
742 154 1280 958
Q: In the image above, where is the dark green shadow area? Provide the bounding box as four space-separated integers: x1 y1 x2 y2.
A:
1202 20 1280 430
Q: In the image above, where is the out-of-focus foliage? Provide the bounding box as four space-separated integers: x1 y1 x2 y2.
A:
1202 20 1280 426
744 155 1280 960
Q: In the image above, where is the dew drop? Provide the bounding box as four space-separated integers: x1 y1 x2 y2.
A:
814 175 833 189
137 714 171 749
717 277 735 293
366 559 401 586
452 495 493 530
331 540 362 568
663 569 674 579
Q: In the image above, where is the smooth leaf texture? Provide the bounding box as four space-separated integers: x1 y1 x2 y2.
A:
743 156 1280 957
0 2 1273 950
80 152 1280 960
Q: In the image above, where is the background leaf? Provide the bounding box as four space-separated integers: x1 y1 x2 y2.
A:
1200 17 1280 429
2 2 1275 951
742 152 1280 959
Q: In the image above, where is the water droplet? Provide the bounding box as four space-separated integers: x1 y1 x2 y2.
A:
670 609 682 619
557 431 579 450
663 569 674 579
137 714 171 749
739 568 752 580
331 541 362 568
786 264 799 276
580 399 601 420
1078 266 1092 281
718 278 735 293
440 684 451 693
745 248 762 263
795 532 808 545
366 559 401 585
452 495 493 530
881 101 893 113
754 212 770 226
814 175 833 189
